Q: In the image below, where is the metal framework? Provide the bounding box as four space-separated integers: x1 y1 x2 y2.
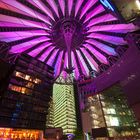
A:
0 0 139 80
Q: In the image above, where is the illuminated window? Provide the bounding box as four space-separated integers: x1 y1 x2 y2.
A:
9 84 21 93
25 75 31 81
107 116 119 126
33 78 41 84
15 71 25 79
9 84 32 95
107 108 116 114
26 82 34 89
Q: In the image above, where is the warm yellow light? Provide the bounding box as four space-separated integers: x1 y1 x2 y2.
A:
136 0 140 10
25 75 30 80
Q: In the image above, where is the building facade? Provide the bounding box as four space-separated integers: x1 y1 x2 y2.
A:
82 84 140 139
53 83 77 135
0 53 54 130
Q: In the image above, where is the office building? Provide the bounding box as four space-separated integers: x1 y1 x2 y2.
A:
0 53 54 131
53 83 77 135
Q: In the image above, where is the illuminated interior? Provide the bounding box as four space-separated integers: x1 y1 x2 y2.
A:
86 84 139 138
53 83 77 135
0 128 42 140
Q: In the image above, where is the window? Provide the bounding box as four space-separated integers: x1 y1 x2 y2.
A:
106 108 116 114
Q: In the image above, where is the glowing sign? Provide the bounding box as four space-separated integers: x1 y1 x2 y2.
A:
100 0 115 11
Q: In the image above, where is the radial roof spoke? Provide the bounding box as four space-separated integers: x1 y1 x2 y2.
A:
73 50 84 76
80 0 98 20
17 0 52 25
70 0 77 18
54 51 64 77
68 0 74 17
0 0 139 79
47 0 59 18
86 13 117 28
58 0 65 16
78 48 93 72
52 50 61 68
76 50 89 75
0 7 44 23
81 47 99 71
80 1 100 23
28 42 52 56
23 41 48 54
44 48 56 63
82 45 102 66
83 3 104 23
8 35 44 47
64 0 69 17
35 44 52 59
41 0 59 21
54 0 63 18
86 40 109 58
59 50 66 76
93 38 118 49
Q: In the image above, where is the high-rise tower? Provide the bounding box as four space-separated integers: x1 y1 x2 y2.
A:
53 83 77 135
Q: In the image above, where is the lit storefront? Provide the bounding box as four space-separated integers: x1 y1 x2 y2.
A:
0 128 43 140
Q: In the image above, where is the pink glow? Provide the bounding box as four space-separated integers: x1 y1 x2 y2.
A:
10 44 34 53
88 23 137 32
47 49 59 66
76 50 89 76
0 21 31 27
85 43 108 64
55 51 63 77
47 0 59 18
81 48 99 71
86 38 117 55
75 0 84 17
0 1 32 17
0 36 27 42
63 52 68 79
68 0 73 16
39 46 55 61
64 52 68 69
0 35 49 43
62 71 68 80
2 0 52 25
87 14 117 27
106 28 140 33
28 0 55 21
72 52 79 79
10 36 48 53
80 0 98 19
0 0 139 79
28 42 52 57
0 30 50 39
1 0 42 20
0 14 50 30
84 5 105 23
58 0 65 16
87 33 126 45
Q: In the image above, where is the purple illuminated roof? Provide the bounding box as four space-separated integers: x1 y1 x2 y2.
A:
0 0 139 79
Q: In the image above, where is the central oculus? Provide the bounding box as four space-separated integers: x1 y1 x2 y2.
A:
52 19 85 50
51 19 85 73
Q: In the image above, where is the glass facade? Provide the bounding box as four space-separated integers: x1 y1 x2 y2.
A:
0 54 54 130
86 84 140 139
53 83 77 135
46 98 54 128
